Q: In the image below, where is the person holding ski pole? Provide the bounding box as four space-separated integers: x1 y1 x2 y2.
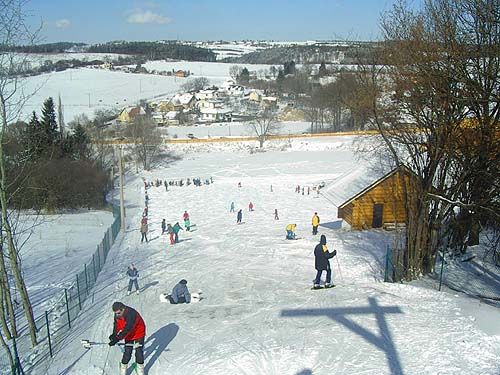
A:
108 302 146 375
126 264 140 295
313 235 336 289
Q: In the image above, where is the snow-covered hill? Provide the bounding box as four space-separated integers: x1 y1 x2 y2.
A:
37 136 500 374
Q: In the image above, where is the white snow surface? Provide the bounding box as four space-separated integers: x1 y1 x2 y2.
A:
41 136 499 375
17 210 115 316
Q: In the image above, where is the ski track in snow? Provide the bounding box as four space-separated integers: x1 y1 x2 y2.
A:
40 137 500 375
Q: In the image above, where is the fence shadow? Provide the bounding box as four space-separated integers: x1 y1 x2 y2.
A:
144 323 179 373
281 297 404 375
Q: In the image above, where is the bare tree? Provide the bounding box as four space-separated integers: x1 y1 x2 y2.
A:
125 116 163 170
354 0 500 280
229 65 242 81
248 109 281 148
0 0 40 356
181 77 209 92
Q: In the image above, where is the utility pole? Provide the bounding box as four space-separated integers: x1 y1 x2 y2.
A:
118 147 126 231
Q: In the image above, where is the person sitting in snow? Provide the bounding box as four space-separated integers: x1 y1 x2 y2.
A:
286 224 297 240
167 279 191 304
313 235 336 289
108 302 146 375
126 264 140 295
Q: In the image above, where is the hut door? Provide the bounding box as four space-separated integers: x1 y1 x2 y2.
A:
372 204 384 228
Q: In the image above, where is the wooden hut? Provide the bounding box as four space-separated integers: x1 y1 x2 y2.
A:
337 166 414 230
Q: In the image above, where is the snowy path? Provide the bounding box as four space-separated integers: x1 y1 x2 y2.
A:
45 138 500 375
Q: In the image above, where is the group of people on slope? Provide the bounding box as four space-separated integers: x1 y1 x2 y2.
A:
161 211 190 245
109 277 191 375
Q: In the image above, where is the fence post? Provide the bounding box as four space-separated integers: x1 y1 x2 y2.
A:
438 249 446 291
92 254 97 282
45 311 53 358
64 289 71 329
384 245 390 282
76 275 82 311
84 263 89 296
12 335 25 374
96 246 101 271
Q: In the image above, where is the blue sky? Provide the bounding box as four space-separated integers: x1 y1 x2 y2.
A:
27 0 398 43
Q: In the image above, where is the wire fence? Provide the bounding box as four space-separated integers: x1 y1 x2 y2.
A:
384 245 500 302
1 205 122 375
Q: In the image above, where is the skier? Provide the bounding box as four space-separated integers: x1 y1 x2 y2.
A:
237 209 243 224
140 221 148 243
312 212 320 235
302 187 304 195
270 184 273 192
313 235 336 289
238 182 242 188
167 223 175 245
184 216 191 232
307 186 310 195
274 209 279 220
183 211 190 221
248 202 254 211
161 219 166 234
230 202 235 213
167 279 191 304
173 222 183 243
108 302 146 375
126 264 140 295
286 224 297 240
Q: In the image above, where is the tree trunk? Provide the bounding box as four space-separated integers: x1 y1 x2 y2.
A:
0 102 37 346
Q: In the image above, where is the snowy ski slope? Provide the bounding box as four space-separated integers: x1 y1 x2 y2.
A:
41 136 500 375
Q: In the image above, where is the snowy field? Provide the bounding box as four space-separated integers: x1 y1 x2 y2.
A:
38 136 500 375
13 61 267 124
163 121 311 138
16 210 114 316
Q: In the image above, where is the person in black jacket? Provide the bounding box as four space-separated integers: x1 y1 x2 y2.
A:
313 235 336 289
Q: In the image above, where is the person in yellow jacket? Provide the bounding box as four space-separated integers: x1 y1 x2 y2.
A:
285 224 297 240
312 212 320 235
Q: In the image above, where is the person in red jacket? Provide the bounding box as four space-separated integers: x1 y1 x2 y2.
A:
109 302 146 375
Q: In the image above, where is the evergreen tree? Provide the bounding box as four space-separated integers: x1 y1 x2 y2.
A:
26 111 42 158
283 61 296 75
71 123 90 160
237 67 250 85
40 97 58 148
318 62 328 77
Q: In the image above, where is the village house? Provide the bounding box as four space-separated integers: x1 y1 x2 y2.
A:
170 93 196 110
117 106 145 123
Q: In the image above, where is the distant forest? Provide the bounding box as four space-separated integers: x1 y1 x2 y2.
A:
88 41 216 61
0 41 217 62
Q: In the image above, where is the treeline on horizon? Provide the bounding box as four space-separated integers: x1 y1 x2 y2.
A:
0 41 217 61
